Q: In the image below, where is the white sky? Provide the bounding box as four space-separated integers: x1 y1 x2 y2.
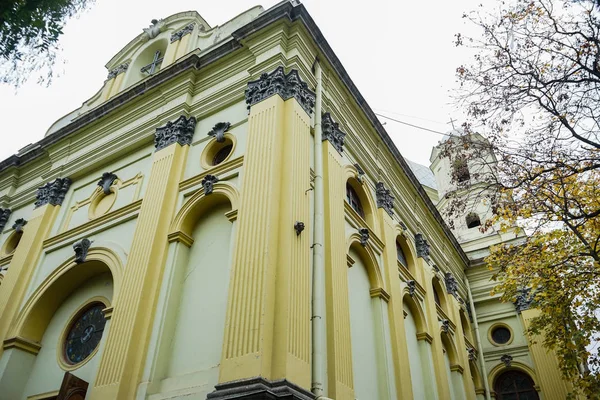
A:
0 0 483 166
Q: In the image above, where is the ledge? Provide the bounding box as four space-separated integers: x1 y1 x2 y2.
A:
3 336 41 355
206 377 315 400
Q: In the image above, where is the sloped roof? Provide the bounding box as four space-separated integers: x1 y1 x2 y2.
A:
405 158 437 190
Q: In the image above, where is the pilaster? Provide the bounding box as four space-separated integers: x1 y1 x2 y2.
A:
89 118 192 400
520 308 573 399
218 70 313 390
447 294 476 400
379 210 413 400
0 178 69 361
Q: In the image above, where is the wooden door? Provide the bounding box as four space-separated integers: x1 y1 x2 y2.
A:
56 372 88 400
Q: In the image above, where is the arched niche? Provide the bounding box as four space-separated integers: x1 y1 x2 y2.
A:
460 310 474 344
492 368 540 400
395 232 417 276
343 165 379 233
170 181 240 240
346 234 384 292
469 360 484 394
402 293 429 335
123 38 169 88
440 332 460 367
11 248 123 343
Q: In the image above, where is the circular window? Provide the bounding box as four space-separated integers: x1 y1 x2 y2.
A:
201 134 236 169
63 303 107 366
490 325 512 345
1 231 22 256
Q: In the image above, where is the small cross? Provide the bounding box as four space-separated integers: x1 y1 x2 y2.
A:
141 50 164 75
447 117 457 130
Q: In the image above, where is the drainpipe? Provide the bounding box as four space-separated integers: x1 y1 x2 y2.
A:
311 58 329 399
466 278 492 400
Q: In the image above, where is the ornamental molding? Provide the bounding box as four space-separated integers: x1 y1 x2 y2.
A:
407 280 416 297
354 164 365 183
73 238 92 264
358 227 369 247
445 272 458 297
514 287 534 313
142 19 165 40
294 221 305 236
501 354 513 367
321 113 346 153
98 172 118 195
35 178 71 208
202 175 219 195
12 218 27 233
375 182 394 216
467 347 477 361
245 66 316 115
415 233 430 261
154 115 197 151
106 62 129 80
208 122 231 143
170 22 195 43
0 209 11 232
441 319 450 333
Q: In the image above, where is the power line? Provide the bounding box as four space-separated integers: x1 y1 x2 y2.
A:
375 112 450 137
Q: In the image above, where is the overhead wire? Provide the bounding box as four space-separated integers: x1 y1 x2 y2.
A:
374 112 451 137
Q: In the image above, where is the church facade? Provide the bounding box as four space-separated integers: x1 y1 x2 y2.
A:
0 2 575 399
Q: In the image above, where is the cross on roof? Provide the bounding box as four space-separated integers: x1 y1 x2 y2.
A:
447 117 457 130
141 50 164 75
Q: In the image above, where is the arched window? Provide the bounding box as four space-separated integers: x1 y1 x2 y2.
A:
494 370 539 400
433 287 442 307
466 213 481 229
452 157 470 183
346 183 365 218
396 240 408 268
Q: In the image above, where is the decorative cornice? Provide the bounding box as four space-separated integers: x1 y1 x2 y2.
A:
98 172 118 195
73 238 92 263
154 115 197 151
0 208 11 232
170 22 195 43
358 227 369 247
207 377 315 400
12 218 27 233
201 175 218 195
208 122 231 143
415 233 430 261
35 178 71 208
106 62 129 80
321 113 346 153
445 272 458 297
245 66 315 115
3 336 41 355
375 181 394 216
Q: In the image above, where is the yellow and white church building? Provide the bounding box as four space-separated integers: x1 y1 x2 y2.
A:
0 2 578 399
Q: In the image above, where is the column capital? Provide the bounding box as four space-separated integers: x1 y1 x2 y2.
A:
0 209 11 232
35 177 71 208
154 115 197 151
321 112 346 153
245 66 315 115
375 181 394 216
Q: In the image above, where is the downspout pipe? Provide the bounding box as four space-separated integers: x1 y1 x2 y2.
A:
311 58 328 399
466 278 492 400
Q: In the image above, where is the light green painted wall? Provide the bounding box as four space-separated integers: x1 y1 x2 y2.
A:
163 204 233 391
21 272 113 399
348 248 380 400
443 346 456 400
0 348 36 399
404 307 426 399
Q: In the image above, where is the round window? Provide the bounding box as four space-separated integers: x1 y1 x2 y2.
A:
63 303 107 365
201 135 236 169
212 144 233 166
491 326 512 345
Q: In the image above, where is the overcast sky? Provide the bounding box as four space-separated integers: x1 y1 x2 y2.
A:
0 0 484 166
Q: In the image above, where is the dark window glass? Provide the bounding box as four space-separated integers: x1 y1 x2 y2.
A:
346 183 365 218
433 287 442 307
492 326 512 344
396 241 408 268
453 158 470 183
213 144 233 165
64 303 107 365
494 371 539 400
466 213 481 229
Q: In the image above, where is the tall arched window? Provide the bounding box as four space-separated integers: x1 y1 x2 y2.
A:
396 240 408 268
494 370 539 400
452 157 470 183
466 212 481 229
346 183 365 218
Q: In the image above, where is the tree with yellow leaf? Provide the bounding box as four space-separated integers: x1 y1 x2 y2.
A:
450 0 600 396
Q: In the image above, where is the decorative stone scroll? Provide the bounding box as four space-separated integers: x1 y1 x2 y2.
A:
321 113 346 154
73 238 92 264
35 178 72 208
154 115 197 151
445 272 458 297
501 354 513 367
294 221 305 236
143 19 165 40
106 62 129 80
245 66 316 115
467 347 477 361
354 164 365 183
514 287 534 313
208 122 231 143
358 227 369 247
376 182 394 216
441 319 450 333
415 233 430 261
12 218 27 233
170 22 195 43
202 175 218 195
98 172 118 195
407 280 416 297
0 209 11 232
